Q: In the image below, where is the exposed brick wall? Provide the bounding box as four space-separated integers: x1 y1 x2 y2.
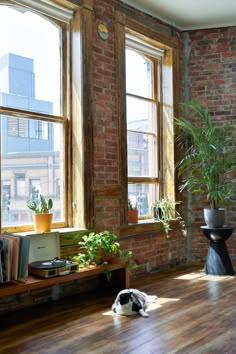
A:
120 228 186 276
188 27 236 112
185 27 236 260
92 0 186 266
93 0 118 186
93 1 120 232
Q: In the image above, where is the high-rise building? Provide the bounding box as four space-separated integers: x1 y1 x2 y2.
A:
0 53 59 225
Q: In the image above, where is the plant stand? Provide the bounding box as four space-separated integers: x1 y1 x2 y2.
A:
201 226 235 276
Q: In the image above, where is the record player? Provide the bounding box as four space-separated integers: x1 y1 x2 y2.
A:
28 233 78 278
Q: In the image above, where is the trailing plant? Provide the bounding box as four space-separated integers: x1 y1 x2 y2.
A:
153 198 186 238
175 100 236 209
26 194 53 214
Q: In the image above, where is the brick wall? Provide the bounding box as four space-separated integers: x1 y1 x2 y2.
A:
93 0 120 231
120 228 187 276
185 27 236 260
90 0 187 270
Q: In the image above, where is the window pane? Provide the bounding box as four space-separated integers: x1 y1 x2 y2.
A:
15 173 26 197
0 6 61 115
128 183 158 217
126 49 153 98
128 131 157 177
126 96 157 133
2 181 11 223
1 116 65 227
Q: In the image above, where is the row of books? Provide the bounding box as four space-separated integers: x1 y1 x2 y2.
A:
0 233 31 283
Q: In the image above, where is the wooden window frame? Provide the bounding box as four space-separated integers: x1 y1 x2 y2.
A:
115 11 181 234
126 48 162 220
0 0 89 232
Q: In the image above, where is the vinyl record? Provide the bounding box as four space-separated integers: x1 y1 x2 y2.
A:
29 259 67 269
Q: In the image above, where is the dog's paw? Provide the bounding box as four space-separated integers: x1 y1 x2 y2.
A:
139 309 149 317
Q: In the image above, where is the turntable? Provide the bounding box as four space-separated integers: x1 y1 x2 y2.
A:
28 233 78 278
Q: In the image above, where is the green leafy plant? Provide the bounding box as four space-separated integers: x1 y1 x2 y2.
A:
175 100 236 209
153 198 186 238
77 230 135 268
26 194 53 214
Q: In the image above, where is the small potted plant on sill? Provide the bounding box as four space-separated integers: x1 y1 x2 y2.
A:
128 198 138 224
26 194 53 233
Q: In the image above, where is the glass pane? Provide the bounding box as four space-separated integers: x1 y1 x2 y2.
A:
126 49 153 98
126 96 157 133
128 183 158 217
1 115 65 227
0 5 61 115
127 131 157 177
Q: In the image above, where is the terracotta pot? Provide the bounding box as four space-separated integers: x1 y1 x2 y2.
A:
97 248 114 263
128 209 138 224
33 213 53 233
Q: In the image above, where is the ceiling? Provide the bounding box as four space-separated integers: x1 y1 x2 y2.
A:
122 0 236 31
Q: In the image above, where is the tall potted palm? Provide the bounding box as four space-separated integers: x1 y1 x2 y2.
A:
175 100 236 227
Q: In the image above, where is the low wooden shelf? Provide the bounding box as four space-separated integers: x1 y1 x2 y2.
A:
0 262 130 298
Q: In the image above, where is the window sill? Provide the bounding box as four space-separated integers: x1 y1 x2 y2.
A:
13 227 91 239
119 219 179 238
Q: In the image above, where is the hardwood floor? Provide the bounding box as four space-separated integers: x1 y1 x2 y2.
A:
1 264 236 354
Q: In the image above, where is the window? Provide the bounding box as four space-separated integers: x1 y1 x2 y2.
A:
8 117 49 140
126 34 164 219
15 173 26 197
29 179 40 200
0 1 75 230
1 181 11 222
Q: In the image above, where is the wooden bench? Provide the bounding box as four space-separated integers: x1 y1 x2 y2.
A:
0 261 129 298
0 230 130 299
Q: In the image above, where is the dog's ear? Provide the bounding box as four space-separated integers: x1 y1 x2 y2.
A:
119 293 130 305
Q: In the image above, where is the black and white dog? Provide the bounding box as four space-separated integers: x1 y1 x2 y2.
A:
112 289 158 317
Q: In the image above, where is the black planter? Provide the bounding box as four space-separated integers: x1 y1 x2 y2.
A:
204 208 226 228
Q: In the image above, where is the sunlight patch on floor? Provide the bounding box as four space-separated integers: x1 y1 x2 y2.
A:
174 272 206 280
148 297 180 312
174 271 235 281
102 297 180 316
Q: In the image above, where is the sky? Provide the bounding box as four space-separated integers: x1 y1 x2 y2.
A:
0 5 61 115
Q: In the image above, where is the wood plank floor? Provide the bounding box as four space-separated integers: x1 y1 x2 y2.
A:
1 264 236 354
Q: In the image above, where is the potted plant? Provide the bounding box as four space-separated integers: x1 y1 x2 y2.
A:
175 100 236 227
77 230 134 268
128 198 138 223
26 194 53 232
153 198 185 238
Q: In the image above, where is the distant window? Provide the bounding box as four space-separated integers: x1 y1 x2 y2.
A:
1 181 11 222
8 117 49 140
29 179 40 200
8 117 28 137
15 173 26 197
